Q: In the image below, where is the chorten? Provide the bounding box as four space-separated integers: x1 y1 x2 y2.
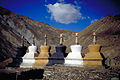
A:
34 34 51 68
47 33 66 65
20 35 37 68
83 30 103 66
8 36 27 67
17 36 27 58
64 32 83 66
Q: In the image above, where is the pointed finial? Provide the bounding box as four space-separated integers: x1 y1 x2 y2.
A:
93 30 96 36
93 30 96 45
60 33 63 45
32 35 35 45
44 34 47 46
22 36 24 46
75 32 79 44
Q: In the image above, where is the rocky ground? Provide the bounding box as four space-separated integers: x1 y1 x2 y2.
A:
0 6 120 80
42 65 120 80
0 64 120 80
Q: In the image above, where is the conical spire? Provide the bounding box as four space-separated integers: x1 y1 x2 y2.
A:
44 34 47 46
60 33 63 45
21 36 24 46
75 32 79 45
93 30 96 45
32 35 35 45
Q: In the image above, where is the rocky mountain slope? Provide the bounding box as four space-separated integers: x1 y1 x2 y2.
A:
0 6 74 62
64 15 120 66
0 6 120 67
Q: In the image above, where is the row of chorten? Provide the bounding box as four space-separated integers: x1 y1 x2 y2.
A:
10 31 103 68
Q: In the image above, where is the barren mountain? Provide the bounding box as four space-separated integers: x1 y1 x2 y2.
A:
0 6 120 67
0 6 74 62
64 15 120 66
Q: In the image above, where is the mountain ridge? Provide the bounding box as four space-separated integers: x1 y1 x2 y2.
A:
0 6 74 62
64 15 120 66
0 6 120 67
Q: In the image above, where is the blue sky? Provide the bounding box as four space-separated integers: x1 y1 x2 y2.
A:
0 0 120 32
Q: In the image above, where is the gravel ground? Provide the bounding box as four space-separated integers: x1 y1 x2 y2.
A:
42 65 120 80
0 65 119 80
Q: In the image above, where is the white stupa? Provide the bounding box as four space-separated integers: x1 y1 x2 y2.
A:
65 32 83 66
20 36 37 68
20 44 37 68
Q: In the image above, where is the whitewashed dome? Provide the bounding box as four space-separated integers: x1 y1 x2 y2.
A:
70 45 82 52
64 44 83 66
28 44 37 53
20 44 36 68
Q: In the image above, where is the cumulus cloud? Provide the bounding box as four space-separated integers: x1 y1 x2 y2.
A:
46 3 84 24
91 19 98 24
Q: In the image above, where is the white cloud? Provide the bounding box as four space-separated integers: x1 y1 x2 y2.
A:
91 19 98 24
46 3 84 24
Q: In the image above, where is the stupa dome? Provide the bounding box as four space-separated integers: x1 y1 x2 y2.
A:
70 45 82 53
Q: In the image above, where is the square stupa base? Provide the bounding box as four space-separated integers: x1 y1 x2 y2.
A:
83 58 103 66
34 57 49 68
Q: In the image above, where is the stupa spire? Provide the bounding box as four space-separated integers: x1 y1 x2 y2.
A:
83 30 103 66
75 32 79 45
44 34 47 46
93 30 96 45
22 36 24 47
32 35 35 45
35 34 51 67
60 33 63 45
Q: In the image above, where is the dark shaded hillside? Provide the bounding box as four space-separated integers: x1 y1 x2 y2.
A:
0 6 74 62
64 15 120 66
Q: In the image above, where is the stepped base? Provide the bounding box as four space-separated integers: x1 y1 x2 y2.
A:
20 59 35 68
34 57 49 68
65 58 83 66
83 44 103 66
20 63 34 68
83 52 103 66
83 58 103 65
64 51 83 65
